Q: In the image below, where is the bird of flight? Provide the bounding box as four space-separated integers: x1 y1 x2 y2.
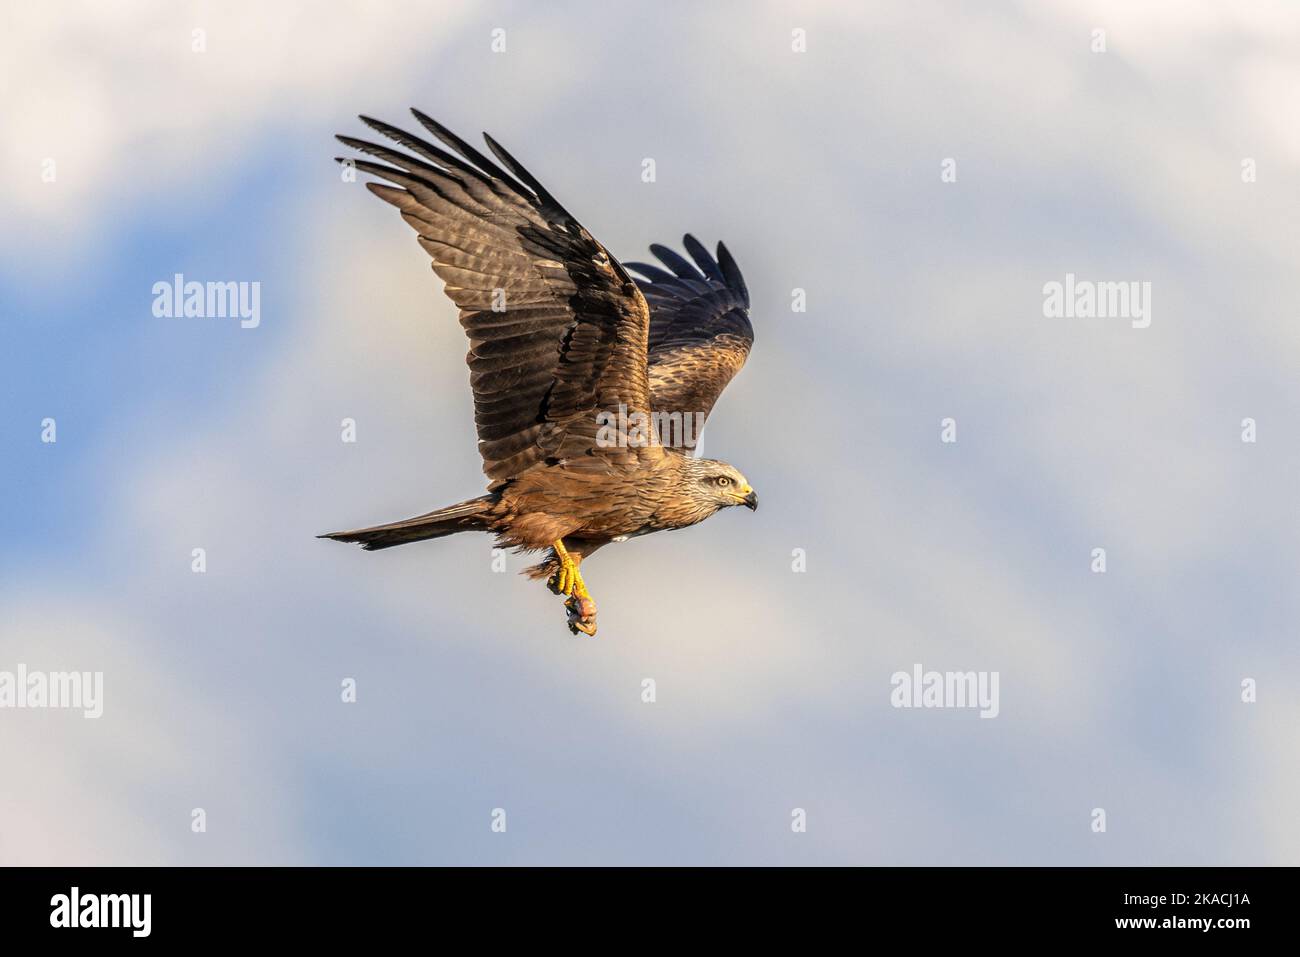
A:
321 110 758 637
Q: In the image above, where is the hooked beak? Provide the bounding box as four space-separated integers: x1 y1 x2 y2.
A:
741 488 758 511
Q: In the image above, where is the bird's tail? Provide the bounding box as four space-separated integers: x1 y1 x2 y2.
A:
318 495 494 551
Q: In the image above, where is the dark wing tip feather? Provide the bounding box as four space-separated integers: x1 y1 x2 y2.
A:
638 237 751 312
625 261 678 283
716 241 749 307
681 233 724 282
341 110 581 227
480 131 573 218
649 243 703 280
335 134 402 159
406 108 532 198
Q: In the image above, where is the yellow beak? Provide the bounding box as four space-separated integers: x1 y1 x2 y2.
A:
733 485 758 511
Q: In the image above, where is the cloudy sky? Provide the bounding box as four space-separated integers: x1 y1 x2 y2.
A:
2 0 1297 865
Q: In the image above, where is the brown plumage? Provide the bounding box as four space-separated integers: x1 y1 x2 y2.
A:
320 111 758 636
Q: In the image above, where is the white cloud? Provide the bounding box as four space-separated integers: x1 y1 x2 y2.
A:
0 0 478 265
0 601 300 864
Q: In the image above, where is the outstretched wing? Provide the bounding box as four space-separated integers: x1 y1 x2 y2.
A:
337 111 653 481
626 235 753 431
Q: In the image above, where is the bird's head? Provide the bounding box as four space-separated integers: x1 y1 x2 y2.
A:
684 457 758 513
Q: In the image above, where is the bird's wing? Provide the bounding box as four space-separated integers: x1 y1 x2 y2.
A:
338 111 653 481
625 236 753 432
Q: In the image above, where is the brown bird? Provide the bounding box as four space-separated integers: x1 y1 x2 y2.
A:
320 111 757 636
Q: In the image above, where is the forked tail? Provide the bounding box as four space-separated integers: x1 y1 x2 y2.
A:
319 495 494 551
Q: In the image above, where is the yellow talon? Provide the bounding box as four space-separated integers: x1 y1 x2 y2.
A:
551 539 598 636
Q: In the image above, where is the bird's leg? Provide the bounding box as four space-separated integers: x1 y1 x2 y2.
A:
548 539 598 637
546 539 575 595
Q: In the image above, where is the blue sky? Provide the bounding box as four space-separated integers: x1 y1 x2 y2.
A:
1 0 1298 865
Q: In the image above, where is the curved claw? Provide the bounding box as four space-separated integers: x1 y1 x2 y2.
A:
565 596 598 637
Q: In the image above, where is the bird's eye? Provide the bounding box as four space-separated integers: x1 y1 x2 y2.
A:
715 476 732 487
